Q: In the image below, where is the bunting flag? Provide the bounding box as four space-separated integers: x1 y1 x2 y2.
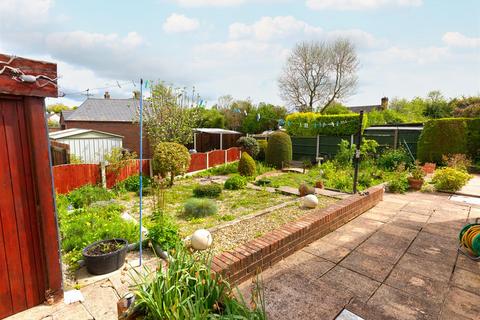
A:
256 113 261 121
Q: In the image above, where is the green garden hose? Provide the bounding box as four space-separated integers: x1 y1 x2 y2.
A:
458 219 480 260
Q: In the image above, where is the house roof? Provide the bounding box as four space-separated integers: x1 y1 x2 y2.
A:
61 109 74 120
64 98 141 122
194 128 242 135
348 104 383 113
49 128 124 139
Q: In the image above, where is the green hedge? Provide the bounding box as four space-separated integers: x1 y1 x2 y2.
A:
417 118 480 163
285 113 367 136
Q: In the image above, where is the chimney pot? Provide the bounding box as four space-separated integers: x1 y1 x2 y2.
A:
104 91 111 99
381 97 388 110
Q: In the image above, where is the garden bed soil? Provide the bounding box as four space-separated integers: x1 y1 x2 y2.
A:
84 240 124 256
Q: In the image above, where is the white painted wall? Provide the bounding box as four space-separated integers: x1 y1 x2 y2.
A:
56 137 122 163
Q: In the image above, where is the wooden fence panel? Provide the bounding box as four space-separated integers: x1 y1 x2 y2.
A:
188 153 208 172
50 141 69 166
226 147 241 162
208 150 225 167
52 164 100 194
106 160 150 188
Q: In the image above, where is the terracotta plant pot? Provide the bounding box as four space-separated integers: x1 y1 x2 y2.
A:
408 177 424 190
315 180 324 189
422 163 436 174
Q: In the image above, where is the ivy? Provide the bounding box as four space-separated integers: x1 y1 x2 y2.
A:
285 112 367 136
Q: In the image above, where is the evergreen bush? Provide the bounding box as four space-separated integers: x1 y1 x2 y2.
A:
224 175 248 190
257 140 268 161
237 136 259 158
238 152 256 176
192 183 222 198
184 198 218 217
152 142 191 186
432 168 471 191
265 131 292 169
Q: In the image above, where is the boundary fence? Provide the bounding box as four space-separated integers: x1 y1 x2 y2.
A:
53 147 241 194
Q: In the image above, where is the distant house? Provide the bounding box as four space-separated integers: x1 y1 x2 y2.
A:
60 94 151 157
49 128 123 163
348 97 389 113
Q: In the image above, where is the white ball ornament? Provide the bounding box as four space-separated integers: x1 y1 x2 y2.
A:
191 229 213 250
302 194 318 208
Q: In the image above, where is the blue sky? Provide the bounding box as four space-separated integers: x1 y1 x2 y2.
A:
1 0 479 107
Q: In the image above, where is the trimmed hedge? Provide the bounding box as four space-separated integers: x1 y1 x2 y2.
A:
265 131 292 169
224 175 248 190
193 183 222 198
285 113 367 136
238 152 256 176
257 140 268 161
417 118 480 164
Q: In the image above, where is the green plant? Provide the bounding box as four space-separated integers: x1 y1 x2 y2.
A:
238 152 257 176
117 174 152 193
255 178 272 186
431 167 471 192
237 136 260 158
285 113 365 136
193 183 222 198
105 147 137 175
410 164 426 180
386 172 409 193
67 185 113 208
147 212 180 252
224 175 248 190
377 148 412 171
131 244 266 319
257 140 268 161
265 131 292 169
152 142 191 186
334 140 354 168
195 161 238 177
184 198 218 217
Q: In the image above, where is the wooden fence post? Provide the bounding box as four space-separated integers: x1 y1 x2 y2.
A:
224 149 228 164
100 161 107 188
149 160 153 177
206 152 209 169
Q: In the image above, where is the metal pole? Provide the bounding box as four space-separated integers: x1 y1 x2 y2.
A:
353 111 364 194
139 79 144 266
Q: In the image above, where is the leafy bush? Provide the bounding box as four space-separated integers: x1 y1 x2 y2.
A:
386 172 409 193
237 136 259 158
224 175 248 190
193 183 222 198
442 154 472 172
417 118 468 164
377 148 412 171
117 174 152 193
334 140 354 167
466 118 480 162
323 102 353 115
285 113 365 136
432 168 471 191
257 140 268 161
58 201 139 268
184 198 218 217
195 161 238 177
238 152 257 176
68 185 113 209
255 178 272 186
147 213 180 251
131 244 266 319
265 131 292 169
152 142 191 186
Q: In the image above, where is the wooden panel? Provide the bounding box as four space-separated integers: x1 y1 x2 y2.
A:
0 54 57 98
52 164 100 194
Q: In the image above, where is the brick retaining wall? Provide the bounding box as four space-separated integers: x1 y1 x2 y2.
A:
211 186 384 284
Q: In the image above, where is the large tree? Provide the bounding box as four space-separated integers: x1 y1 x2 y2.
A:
278 39 359 113
143 83 200 146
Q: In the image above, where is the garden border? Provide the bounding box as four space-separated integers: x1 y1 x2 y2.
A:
211 185 384 284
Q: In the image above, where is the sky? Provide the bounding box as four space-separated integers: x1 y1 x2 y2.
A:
1 0 479 108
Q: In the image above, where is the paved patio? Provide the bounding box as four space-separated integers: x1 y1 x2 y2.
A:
239 191 480 320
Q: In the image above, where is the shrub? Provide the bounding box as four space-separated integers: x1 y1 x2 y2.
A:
184 198 218 217
257 140 268 161
195 162 238 177
68 185 113 209
224 175 247 190
118 174 152 193
386 172 409 193
255 178 272 186
237 136 259 158
442 154 472 172
431 168 471 192
377 148 412 171
193 183 222 198
285 113 365 136
334 140 354 167
147 213 180 251
265 131 292 169
238 152 256 176
152 142 191 186
417 118 468 164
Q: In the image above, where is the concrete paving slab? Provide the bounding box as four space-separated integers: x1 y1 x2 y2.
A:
51 303 93 320
440 287 480 320
456 253 480 274
320 229 370 250
80 282 119 320
303 239 352 263
367 284 441 320
335 309 365 320
339 250 396 282
451 267 480 296
278 250 335 282
394 253 454 282
391 211 430 230
407 232 458 264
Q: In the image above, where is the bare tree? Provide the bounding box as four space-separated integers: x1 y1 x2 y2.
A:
278 39 359 113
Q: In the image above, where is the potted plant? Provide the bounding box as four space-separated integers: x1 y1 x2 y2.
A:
82 238 128 275
315 180 324 189
408 165 426 190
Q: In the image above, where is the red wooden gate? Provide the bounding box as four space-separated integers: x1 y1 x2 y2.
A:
0 97 47 318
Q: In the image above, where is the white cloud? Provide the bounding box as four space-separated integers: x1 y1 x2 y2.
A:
46 31 144 52
0 0 53 26
163 13 200 33
442 32 480 48
367 46 449 65
306 0 422 10
173 0 246 7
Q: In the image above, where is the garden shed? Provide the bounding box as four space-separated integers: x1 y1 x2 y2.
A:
0 53 62 318
192 128 242 152
49 128 123 163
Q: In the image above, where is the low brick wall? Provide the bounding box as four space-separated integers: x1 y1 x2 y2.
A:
211 186 384 284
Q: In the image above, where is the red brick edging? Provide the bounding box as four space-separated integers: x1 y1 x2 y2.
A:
211 186 384 284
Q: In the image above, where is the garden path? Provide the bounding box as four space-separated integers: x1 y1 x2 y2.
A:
239 191 480 320
457 174 480 198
